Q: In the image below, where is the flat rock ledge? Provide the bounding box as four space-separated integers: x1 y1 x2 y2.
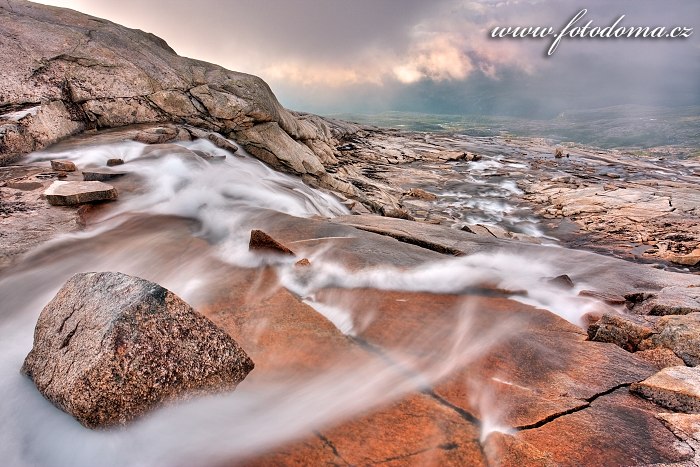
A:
21 272 254 429
632 366 700 413
44 180 118 206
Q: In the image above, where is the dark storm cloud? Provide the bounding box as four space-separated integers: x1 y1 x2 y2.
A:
35 0 700 116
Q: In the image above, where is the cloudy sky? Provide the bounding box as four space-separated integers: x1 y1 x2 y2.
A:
35 0 700 117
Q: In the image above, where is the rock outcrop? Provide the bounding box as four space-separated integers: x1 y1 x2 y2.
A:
632 366 700 413
0 0 354 196
21 271 254 428
589 312 700 366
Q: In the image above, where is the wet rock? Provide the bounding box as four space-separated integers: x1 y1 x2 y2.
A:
579 289 626 305
626 286 700 315
554 148 564 159
106 158 124 166
82 169 127 181
205 132 239 154
192 149 226 162
631 366 700 413
44 180 118 206
548 274 574 289
294 258 311 267
517 388 693 465
249 229 295 255
314 394 485 466
21 271 254 428
50 160 76 172
483 433 555 467
133 126 179 145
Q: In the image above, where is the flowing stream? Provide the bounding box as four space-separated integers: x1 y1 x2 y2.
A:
0 138 603 466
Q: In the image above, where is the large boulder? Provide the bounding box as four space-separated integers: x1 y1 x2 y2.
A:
0 0 346 192
21 272 253 428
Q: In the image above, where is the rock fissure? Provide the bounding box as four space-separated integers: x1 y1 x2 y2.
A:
315 432 351 466
515 383 633 431
349 225 464 256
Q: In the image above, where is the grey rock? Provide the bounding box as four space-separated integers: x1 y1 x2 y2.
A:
44 180 117 205
21 272 254 428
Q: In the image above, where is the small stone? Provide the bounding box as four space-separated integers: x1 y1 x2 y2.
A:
106 158 124 166
56 171 68 179
44 180 118 206
548 274 574 289
21 272 254 428
631 366 700 413
206 133 239 153
82 168 127 181
381 206 415 221
50 160 76 172
133 126 178 144
406 188 437 201
554 148 564 159
249 229 295 255
295 258 311 267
